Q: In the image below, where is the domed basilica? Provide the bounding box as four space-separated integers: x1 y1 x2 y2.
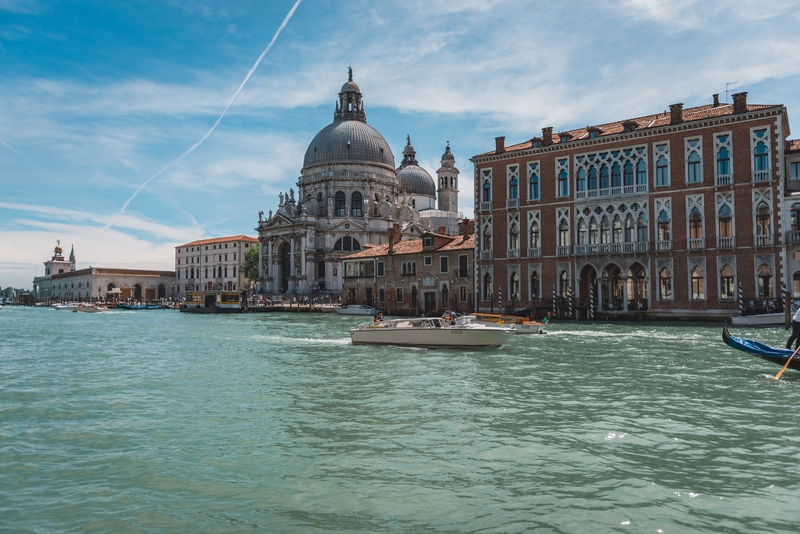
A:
256 69 461 295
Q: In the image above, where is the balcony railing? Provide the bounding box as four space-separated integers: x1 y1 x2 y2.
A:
753 170 771 182
657 240 672 251
755 234 773 247
716 173 732 186
787 231 800 245
506 198 519 209
480 201 492 212
480 251 493 260
556 246 571 256
575 184 647 201
527 247 541 258
717 236 735 248
507 248 520 259
689 238 705 249
574 241 649 255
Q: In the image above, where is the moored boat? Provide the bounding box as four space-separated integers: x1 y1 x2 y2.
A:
117 303 164 310
722 322 800 371
730 312 786 326
349 315 514 348
336 304 380 316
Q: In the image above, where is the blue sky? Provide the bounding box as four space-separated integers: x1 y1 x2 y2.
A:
2 0 800 289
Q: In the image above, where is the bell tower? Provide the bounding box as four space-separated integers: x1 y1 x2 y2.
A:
436 142 459 213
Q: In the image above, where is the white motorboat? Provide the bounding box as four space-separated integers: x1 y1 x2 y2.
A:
513 320 547 335
730 312 786 326
336 304 381 316
72 304 109 313
52 302 79 310
349 315 515 348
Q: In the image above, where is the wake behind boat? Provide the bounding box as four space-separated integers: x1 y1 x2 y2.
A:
52 302 79 310
722 322 800 371
349 315 514 348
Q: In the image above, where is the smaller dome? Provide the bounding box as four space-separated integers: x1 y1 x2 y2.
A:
398 166 436 197
397 135 435 197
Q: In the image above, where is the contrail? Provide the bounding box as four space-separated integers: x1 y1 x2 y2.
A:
100 0 303 237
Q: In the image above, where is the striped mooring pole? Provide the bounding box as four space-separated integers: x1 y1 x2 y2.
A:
737 282 744 315
589 287 595 320
498 285 503 313
568 285 573 319
552 285 557 316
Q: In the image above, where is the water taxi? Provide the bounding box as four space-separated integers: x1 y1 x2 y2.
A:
349 315 514 348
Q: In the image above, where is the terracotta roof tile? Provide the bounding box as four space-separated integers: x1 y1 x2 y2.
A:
787 139 800 153
482 102 784 157
342 235 474 259
177 235 258 248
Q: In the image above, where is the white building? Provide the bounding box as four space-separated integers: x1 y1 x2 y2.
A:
32 242 174 302
174 235 258 299
256 70 462 295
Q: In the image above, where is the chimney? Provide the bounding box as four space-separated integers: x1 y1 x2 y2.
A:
495 136 505 154
713 93 719 107
732 92 748 114
669 103 684 125
388 224 398 255
542 127 553 146
458 218 474 236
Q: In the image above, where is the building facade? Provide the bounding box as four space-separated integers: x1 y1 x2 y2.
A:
341 221 474 315
255 70 461 296
471 92 794 320
174 235 258 299
32 242 174 301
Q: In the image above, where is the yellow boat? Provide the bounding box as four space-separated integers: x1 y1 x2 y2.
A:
472 313 548 335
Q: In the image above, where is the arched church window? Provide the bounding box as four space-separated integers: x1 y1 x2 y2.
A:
335 192 346 217
351 192 362 217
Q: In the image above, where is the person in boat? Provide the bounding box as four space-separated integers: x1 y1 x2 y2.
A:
786 307 800 349
372 312 384 322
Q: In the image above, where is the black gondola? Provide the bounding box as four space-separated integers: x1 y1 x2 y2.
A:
722 322 800 371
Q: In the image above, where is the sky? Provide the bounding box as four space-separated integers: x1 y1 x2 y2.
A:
2 0 800 290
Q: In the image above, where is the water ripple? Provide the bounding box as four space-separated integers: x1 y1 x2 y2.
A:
1 308 799 532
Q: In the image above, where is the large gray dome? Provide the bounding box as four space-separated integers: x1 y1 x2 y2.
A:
398 165 435 197
303 120 395 169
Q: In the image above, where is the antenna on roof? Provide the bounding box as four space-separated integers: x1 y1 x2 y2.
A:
725 82 738 103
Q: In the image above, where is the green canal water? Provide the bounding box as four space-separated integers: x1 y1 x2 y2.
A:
1 306 799 533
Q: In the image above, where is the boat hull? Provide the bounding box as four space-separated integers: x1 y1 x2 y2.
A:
72 305 108 313
722 322 800 371
730 312 785 326
350 318 514 348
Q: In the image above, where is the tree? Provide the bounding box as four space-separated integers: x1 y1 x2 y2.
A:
241 244 260 283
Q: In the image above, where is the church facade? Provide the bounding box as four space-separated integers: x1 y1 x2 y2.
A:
256 70 462 295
